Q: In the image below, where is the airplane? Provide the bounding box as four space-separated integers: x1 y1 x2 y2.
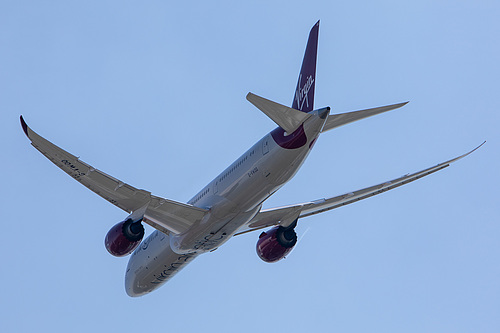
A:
20 21 484 297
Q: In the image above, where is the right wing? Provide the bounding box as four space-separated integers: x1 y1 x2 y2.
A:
236 142 485 235
20 116 208 235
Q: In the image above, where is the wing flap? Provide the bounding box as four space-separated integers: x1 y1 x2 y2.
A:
20 116 207 235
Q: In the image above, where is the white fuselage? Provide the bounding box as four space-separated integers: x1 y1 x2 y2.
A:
125 108 329 296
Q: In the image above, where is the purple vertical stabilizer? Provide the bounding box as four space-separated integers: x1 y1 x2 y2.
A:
292 21 319 113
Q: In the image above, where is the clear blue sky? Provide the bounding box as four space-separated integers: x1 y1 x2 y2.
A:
1 1 498 332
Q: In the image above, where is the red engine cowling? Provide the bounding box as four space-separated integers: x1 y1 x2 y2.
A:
105 219 145 257
256 225 298 263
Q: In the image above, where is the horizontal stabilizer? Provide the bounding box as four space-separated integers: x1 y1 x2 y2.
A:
322 101 408 132
247 93 311 134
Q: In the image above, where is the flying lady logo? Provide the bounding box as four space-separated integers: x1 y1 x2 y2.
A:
294 74 314 111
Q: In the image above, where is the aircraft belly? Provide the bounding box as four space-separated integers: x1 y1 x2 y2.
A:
125 231 198 297
180 147 310 252
125 130 317 296
261 143 312 187
225 146 309 208
172 205 261 253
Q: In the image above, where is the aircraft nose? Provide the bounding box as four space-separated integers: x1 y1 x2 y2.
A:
125 257 152 297
125 270 139 297
125 270 150 297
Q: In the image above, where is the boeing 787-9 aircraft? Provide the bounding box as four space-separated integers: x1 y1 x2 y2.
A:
21 21 483 297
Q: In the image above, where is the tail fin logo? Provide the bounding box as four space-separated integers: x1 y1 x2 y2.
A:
294 74 315 111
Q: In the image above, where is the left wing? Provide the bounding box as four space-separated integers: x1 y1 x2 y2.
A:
236 142 485 235
20 116 208 235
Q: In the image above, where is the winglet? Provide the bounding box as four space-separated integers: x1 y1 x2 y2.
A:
446 141 486 164
20 115 29 138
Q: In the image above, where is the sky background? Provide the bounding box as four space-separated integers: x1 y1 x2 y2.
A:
1 1 498 332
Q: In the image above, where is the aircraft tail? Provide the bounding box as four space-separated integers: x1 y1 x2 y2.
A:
292 21 320 112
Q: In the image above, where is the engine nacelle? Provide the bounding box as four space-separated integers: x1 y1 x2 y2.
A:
256 225 297 263
105 219 145 257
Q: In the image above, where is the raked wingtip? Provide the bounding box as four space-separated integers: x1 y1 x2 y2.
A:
448 141 486 165
20 115 29 138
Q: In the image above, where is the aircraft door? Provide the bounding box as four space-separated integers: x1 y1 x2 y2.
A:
262 138 269 155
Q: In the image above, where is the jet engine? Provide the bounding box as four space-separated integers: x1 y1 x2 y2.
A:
105 219 145 257
256 225 297 263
